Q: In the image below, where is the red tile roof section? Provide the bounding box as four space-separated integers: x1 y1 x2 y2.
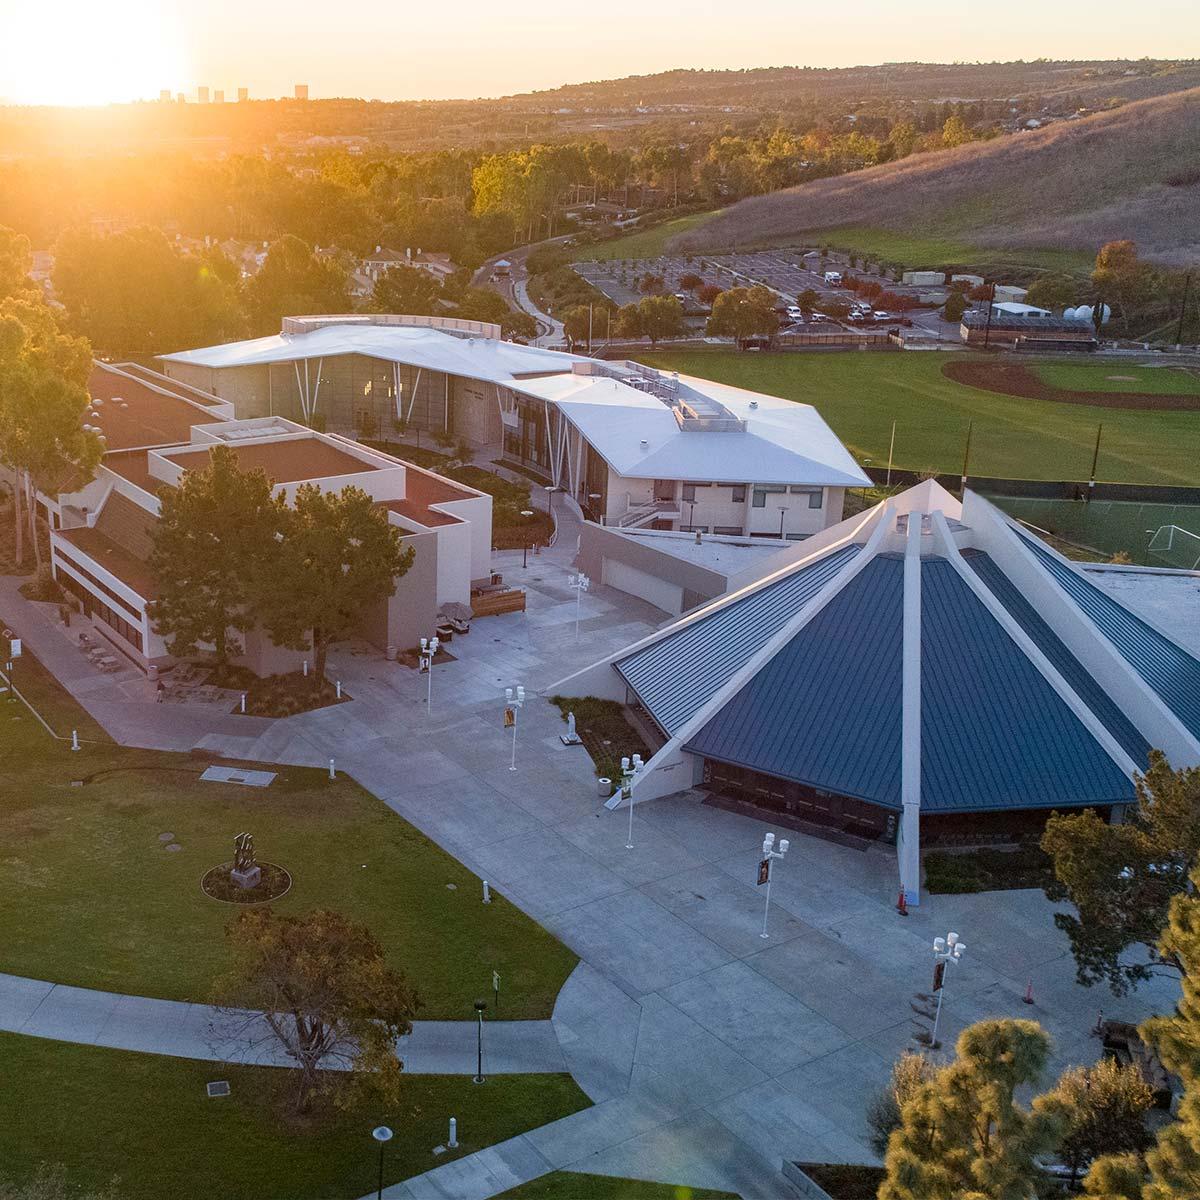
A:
165 439 381 484
87 363 222 451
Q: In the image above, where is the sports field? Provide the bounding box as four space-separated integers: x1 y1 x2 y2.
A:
639 351 1200 485
1033 362 1200 396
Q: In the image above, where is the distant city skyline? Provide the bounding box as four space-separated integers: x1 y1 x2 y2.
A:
1 0 1196 107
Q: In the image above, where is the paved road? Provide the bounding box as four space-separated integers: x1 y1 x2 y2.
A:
475 239 571 347
0 569 1179 1200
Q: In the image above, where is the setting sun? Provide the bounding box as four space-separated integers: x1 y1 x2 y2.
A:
0 0 187 106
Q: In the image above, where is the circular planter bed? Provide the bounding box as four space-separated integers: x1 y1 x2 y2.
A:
200 861 292 904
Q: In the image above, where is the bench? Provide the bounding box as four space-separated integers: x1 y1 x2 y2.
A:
470 589 526 617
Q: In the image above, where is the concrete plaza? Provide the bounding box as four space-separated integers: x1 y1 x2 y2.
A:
0 513 1180 1199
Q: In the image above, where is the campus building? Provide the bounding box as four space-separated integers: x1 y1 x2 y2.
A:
158 314 869 539
44 361 492 671
552 481 1200 904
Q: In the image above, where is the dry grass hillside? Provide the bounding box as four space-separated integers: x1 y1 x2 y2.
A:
674 89 1200 266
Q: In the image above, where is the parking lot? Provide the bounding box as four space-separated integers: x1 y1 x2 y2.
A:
573 248 962 340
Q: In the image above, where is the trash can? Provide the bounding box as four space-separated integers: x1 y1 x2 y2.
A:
597 777 612 798
147 664 159 683
386 645 397 662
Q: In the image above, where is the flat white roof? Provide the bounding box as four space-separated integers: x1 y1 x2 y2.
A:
1084 567 1200 659
159 323 590 388
609 527 789 573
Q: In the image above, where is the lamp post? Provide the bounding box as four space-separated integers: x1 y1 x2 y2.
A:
473 998 487 1083
419 635 439 714
777 505 788 539
587 492 603 524
571 572 590 638
621 753 644 849
544 484 557 520
930 931 967 1049
505 686 524 771
371 1125 393 1200
759 832 789 938
520 509 534 568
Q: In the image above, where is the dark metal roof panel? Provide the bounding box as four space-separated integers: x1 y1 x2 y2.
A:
615 542 860 734
684 555 905 806
965 550 1151 768
1020 534 1200 740
920 557 1135 812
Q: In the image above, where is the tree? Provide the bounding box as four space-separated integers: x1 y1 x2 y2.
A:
370 263 441 316
562 305 593 350
696 283 724 307
631 295 686 346
637 272 666 296
1093 241 1158 332
868 1052 937 1156
0 296 97 568
679 272 704 292
944 291 969 322
215 908 419 1114
797 288 819 314
148 445 277 668
941 115 977 148
1086 861 1200 1198
253 483 414 687
880 1019 1061 1200
706 285 780 344
245 235 350 336
1038 1059 1153 1187
0 225 35 301
1025 274 1077 312
1042 752 1200 994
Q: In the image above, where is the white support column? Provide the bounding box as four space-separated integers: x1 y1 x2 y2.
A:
406 368 423 424
393 363 403 420
898 513 923 906
311 358 324 420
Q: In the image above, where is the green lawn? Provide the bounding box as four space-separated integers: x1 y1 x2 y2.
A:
1033 362 1200 395
639 351 1200 486
805 226 1094 276
574 211 721 261
0 716 577 1017
0 1032 588 1200
497 1172 737 1199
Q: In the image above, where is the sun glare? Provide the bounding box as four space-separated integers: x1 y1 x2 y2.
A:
0 0 187 106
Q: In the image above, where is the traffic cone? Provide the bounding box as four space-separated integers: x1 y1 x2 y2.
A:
1023 980 1034 1005
896 888 908 916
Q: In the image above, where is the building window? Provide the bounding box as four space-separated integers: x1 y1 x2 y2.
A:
681 484 696 502
730 486 746 503
752 485 784 508
789 485 824 509
785 533 810 541
680 524 709 534
714 526 742 536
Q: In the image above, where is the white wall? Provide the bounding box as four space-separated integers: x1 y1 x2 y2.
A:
602 558 684 615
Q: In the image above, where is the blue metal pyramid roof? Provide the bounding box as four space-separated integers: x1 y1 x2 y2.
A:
1019 534 1200 741
614 542 859 735
965 550 1151 767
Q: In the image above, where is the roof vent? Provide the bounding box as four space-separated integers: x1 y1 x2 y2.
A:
749 400 758 410
694 530 702 545
640 439 649 448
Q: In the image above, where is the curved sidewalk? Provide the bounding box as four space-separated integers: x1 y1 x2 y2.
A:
0 972 564 1075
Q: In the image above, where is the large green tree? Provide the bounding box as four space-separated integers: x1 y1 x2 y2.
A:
0 225 35 300
0 296 98 568
880 1019 1062 1200
1042 753 1200 994
148 445 277 668
706 285 780 343
244 235 350 336
254 483 413 687
1092 241 1158 333
369 264 441 316
615 295 686 346
215 908 419 1114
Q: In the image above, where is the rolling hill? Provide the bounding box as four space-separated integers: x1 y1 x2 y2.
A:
672 88 1200 267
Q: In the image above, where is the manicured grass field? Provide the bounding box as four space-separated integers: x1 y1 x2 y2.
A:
0 623 110 741
0 1032 588 1200
0 715 577 1017
574 210 720 261
1033 361 1200 395
639 351 1200 485
496 1172 737 1199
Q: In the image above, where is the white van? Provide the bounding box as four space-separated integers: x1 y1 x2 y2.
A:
823 271 843 285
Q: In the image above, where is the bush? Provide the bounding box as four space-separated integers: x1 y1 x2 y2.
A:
924 845 1053 894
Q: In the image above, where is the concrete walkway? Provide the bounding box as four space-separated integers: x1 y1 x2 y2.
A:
0 564 1181 1200
0 972 564 1075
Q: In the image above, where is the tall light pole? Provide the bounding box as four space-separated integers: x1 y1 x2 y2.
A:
759 832 789 938
473 998 487 1083
930 931 967 1049
520 510 534 568
777 505 787 539
622 753 643 849
571 572 590 638
505 686 524 771
419 635 439 714
371 1126 393 1200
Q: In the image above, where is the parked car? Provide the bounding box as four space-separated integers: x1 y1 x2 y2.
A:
786 305 804 321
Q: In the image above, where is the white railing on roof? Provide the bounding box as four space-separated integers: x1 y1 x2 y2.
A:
281 313 503 340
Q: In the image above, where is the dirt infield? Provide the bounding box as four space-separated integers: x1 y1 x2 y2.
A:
943 361 1200 411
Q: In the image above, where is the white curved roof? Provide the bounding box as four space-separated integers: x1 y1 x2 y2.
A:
159 323 590 387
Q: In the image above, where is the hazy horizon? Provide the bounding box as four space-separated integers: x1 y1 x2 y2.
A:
1 0 1196 108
